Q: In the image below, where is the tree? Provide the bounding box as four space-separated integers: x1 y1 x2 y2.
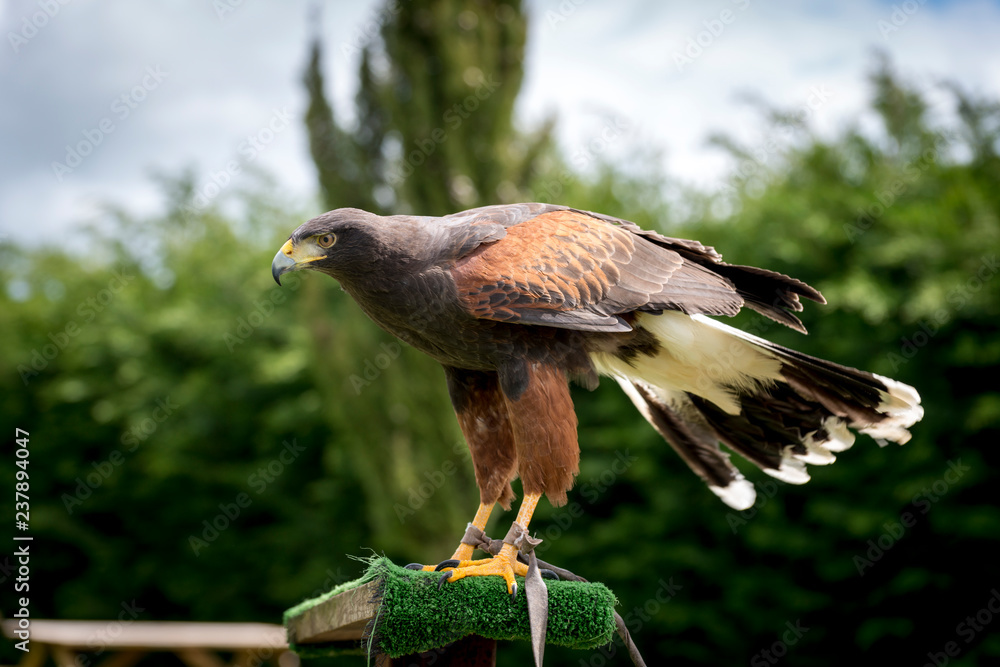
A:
303 0 554 215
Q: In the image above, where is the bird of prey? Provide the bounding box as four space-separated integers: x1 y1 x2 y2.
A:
272 203 923 597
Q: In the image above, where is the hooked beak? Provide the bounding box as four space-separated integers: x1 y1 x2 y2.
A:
271 238 326 285
271 240 297 285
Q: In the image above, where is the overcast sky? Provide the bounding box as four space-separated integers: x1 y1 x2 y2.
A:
2 0 999 246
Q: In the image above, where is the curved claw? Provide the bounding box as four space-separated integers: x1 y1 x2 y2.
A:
510 580 518 602
437 571 453 590
403 563 424 571
540 568 560 580
434 559 461 572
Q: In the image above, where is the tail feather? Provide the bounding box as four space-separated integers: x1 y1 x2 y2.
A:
592 311 923 509
616 379 757 510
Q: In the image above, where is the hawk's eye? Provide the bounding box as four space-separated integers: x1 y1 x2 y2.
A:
317 233 337 249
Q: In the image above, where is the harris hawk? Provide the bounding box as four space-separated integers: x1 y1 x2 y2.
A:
272 203 923 597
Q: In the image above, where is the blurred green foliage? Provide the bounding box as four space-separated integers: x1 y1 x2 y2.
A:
2 2 999 666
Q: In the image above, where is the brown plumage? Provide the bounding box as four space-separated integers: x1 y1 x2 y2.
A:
272 203 923 591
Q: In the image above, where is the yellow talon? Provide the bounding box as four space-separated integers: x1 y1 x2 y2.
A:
446 557 495 569
418 557 490 573
416 543 488 572
438 543 523 598
409 498 540 596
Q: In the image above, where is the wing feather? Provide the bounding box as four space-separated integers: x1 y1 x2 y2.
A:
449 209 745 331
568 208 826 332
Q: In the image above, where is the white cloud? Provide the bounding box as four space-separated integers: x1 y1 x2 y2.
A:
1 0 998 245
522 0 1000 189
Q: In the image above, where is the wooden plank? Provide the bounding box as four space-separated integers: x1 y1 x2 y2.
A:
285 580 379 645
0 621 288 651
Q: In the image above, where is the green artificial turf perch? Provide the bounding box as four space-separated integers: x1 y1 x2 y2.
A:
284 557 617 659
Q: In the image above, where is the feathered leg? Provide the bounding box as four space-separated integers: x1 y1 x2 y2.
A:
435 362 578 599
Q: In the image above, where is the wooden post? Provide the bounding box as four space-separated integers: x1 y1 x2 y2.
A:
285 580 380 644
286 580 496 666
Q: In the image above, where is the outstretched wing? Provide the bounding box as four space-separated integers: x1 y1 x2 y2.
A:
567 208 826 332
448 208 746 332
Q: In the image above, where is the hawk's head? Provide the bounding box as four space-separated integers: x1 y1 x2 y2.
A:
271 208 382 285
